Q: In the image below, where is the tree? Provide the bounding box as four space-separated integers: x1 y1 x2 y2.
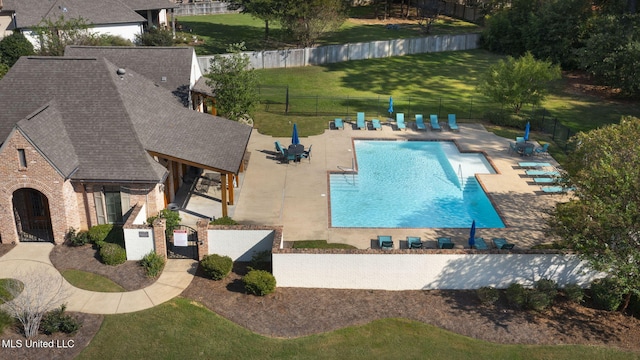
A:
233 0 281 39
279 0 347 47
0 62 8 80
0 33 34 67
135 27 174 46
205 42 259 122
0 271 69 338
477 52 561 114
547 117 640 312
415 0 445 34
32 15 94 56
577 14 640 97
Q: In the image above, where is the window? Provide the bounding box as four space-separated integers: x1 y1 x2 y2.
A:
93 186 130 224
18 149 27 168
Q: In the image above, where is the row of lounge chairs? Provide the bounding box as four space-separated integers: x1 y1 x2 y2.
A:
517 161 575 194
334 113 459 131
377 235 515 250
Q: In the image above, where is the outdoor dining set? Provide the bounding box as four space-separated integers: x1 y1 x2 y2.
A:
274 124 312 163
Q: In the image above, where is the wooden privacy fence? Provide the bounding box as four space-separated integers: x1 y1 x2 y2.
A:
197 33 481 72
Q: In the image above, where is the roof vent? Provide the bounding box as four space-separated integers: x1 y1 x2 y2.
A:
116 68 126 76
161 76 167 82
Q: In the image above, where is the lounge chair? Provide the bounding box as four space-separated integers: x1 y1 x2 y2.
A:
415 114 426 130
300 145 312 162
356 112 366 130
407 236 423 249
396 113 406 131
518 162 552 168
541 186 575 194
533 177 558 184
333 118 344 130
430 114 441 131
437 237 454 249
378 235 393 250
492 238 515 250
525 170 560 177
372 119 382 130
448 114 459 131
473 237 488 250
535 143 550 156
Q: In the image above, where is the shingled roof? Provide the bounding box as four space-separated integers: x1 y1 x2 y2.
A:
0 56 251 182
65 46 199 107
2 0 175 28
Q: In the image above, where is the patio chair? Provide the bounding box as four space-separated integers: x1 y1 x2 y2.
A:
415 114 426 130
430 114 441 131
396 113 406 131
378 235 394 250
372 119 382 130
274 141 286 160
407 236 423 249
516 137 525 143
448 114 459 131
492 238 515 250
535 143 550 156
521 145 534 157
333 118 344 130
437 237 454 249
473 237 488 250
300 144 312 162
357 112 366 130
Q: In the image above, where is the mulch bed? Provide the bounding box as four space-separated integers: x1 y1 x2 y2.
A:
2 243 640 359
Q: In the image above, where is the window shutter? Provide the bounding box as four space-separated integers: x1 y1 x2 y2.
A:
120 188 131 218
93 189 106 225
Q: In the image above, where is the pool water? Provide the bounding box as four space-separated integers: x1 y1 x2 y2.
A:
329 140 505 228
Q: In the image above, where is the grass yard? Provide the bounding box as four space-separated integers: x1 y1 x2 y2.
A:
252 49 640 140
77 297 637 360
177 12 479 55
61 269 126 293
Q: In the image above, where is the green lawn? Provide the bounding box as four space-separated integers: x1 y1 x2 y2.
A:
252 50 640 140
177 12 479 55
77 297 637 359
61 269 126 292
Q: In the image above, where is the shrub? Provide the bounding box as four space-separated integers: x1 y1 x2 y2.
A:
243 269 276 296
210 216 238 225
0 310 13 333
476 286 499 305
590 277 624 311
250 250 271 271
66 228 90 247
526 289 553 311
0 33 34 67
562 283 585 303
87 224 113 243
200 254 233 280
534 278 558 300
140 251 165 278
40 304 81 335
505 283 527 309
148 209 181 237
99 243 127 266
135 27 174 46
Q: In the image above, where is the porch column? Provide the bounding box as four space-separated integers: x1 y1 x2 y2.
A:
152 218 167 259
227 173 234 205
196 219 208 260
220 174 228 218
167 160 175 203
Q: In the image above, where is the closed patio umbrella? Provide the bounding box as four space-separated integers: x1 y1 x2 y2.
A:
291 123 299 145
468 220 476 248
388 96 394 117
524 121 530 141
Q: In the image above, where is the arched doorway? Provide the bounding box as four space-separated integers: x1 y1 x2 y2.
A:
12 188 54 242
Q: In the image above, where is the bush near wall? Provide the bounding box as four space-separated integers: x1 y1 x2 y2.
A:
590 277 624 311
243 269 276 296
200 254 233 280
99 243 127 266
140 251 166 278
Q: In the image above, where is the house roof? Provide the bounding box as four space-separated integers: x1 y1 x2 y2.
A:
1 0 176 28
65 46 196 107
0 56 251 182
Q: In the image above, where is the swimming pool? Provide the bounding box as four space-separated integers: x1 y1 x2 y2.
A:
329 140 505 228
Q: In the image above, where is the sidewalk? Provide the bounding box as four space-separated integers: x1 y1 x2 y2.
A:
0 243 196 314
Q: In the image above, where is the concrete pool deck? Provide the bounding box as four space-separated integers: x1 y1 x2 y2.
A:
218 121 569 249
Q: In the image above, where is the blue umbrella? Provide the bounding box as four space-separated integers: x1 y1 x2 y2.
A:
291 123 299 145
388 96 394 116
524 121 530 141
468 220 476 248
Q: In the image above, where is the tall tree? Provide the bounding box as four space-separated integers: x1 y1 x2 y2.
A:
279 0 347 47
477 52 561 114
0 33 34 67
547 117 640 311
205 42 259 123
233 0 281 39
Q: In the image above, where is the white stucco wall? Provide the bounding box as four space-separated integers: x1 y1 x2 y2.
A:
124 227 155 260
272 253 601 290
21 23 142 47
0 14 13 39
132 203 147 225
208 229 274 261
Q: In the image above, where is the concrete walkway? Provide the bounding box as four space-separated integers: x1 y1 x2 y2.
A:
0 243 196 314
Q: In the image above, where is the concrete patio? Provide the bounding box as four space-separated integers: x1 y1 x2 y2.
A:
185 121 569 249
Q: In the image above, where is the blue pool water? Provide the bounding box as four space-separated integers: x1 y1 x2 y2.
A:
329 140 505 228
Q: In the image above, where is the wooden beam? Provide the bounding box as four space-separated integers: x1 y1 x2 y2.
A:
220 174 228 217
227 173 234 205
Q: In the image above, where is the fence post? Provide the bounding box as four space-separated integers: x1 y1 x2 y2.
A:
316 95 319 116
285 85 289 114
468 98 473 120
438 98 442 117
346 96 350 118
565 129 571 152
552 118 557 141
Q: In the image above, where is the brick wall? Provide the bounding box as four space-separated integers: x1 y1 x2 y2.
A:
0 130 75 244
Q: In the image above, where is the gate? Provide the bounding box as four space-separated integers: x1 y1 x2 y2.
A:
166 225 199 260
